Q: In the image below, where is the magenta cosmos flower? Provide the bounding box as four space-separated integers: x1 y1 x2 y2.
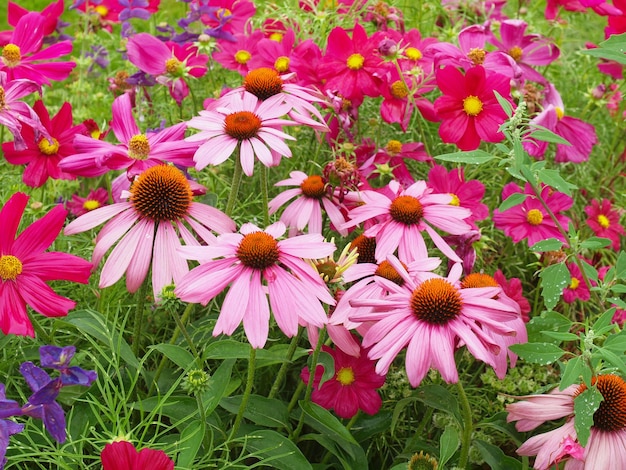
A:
434 65 513 151
493 182 573 246
349 258 519 387
507 374 626 470
64 165 235 298
175 221 335 349
60 93 198 178
563 261 591 304
186 91 296 176
342 180 471 263
4 0 65 41
101 440 174 470
213 30 265 75
66 188 109 217
0 12 75 86
0 192 92 337
584 198 624 251
300 342 386 419
2 100 86 188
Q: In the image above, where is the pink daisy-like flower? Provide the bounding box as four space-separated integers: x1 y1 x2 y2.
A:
3 0 64 43
247 28 296 74
348 257 519 387
213 30 264 76
66 188 109 217
60 93 198 178
563 261 590 303
584 198 624 251
196 0 256 38
174 221 335 348
0 12 75 86
507 374 626 470
101 440 174 470
2 100 86 188
342 180 471 263
358 140 432 188
434 65 514 151
0 192 92 337
493 269 531 322
269 171 347 237
64 165 235 298
186 91 296 176
300 342 386 419
492 182 573 246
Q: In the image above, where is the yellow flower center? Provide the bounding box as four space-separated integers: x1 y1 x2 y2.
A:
244 67 284 101
2 44 21 67
390 195 424 225
555 107 564 120
0 255 23 281
269 32 283 42
598 214 610 229
526 209 543 226
83 200 101 211
569 277 580 290
128 134 151 160
461 273 498 289
449 193 460 206
405 47 422 61
576 374 626 432
300 175 326 199
467 47 486 65
235 50 252 65
224 111 262 140
336 367 355 386
390 80 409 99
463 95 483 116
37 137 60 156
508 46 523 62
385 140 402 155
216 7 232 19
236 232 280 269
95 5 109 16
130 165 192 221
165 57 183 75
346 53 365 70
274 56 290 73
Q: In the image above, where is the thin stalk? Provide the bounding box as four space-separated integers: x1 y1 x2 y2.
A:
287 380 306 414
225 147 243 217
268 329 302 399
171 305 201 367
228 346 257 441
456 380 473 469
259 164 270 226
196 393 211 451
131 274 150 358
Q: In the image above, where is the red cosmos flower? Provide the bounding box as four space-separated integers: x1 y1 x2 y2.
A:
2 100 87 188
300 342 386 419
434 65 513 151
584 198 625 251
101 440 174 470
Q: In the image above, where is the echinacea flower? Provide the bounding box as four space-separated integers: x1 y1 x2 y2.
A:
186 91 296 176
348 257 519 387
101 440 174 470
492 182 573 246
584 198 624 251
64 165 236 298
66 188 109 217
507 374 626 470
300 342 386 419
175 221 336 349
0 192 92 337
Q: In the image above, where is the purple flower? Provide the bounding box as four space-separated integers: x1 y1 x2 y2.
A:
119 0 152 21
0 385 23 467
39 346 98 387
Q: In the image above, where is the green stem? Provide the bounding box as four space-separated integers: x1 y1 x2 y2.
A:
268 329 302 399
259 164 270 227
131 275 150 358
456 380 473 469
171 305 201 367
287 380 306 414
228 346 257 441
225 147 243 217
196 392 211 451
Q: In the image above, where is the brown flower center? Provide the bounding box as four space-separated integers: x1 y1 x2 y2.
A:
2 44 21 67
300 175 326 199
389 195 424 225
224 111 262 140
37 137 60 155
350 235 377 265
0 255 22 281
0 87 5 109
375 260 405 285
128 134 150 160
576 374 626 432
410 278 462 325
130 165 192 221
236 231 280 269
243 68 284 101
461 273 498 289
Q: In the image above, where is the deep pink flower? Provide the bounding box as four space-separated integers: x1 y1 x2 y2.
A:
492 182 573 246
434 65 513 151
2 100 86 188
563 262 590 303
3 0 64 43
101 440 174 470
290 38 324 89
174 222 335 348
607 0 626 36
584 198 624 251
0 12 75 86
64 165 235 298
66 188 109 217
247 29 296 74
76 0 160 23
213 30 265 76
545 0 622 20
493 269 531 322
0 192 92 337
358 140 432 188
196 0 256 37
300 342 386 419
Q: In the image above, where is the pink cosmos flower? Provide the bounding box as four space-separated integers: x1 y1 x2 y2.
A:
290 38 324 89
507 375 626 470
186 91 296 176
66 188 109 217
342 180 471 263
75 0 161 23
2 100 86 188
545 0 622 20
349 257 519 387
492 182 573 246
300 342 386 419
563 261 590 303
64 165 235 298
434 65 513 151
0 192 92 337
174 221 335 349
607 0 626 36
196 0 256 38
269 171 347 237
247 28 297 74
493 269 531 322
2 0 64 44
358 140 431 188
0 12 75 86
101 440 174 470
60 93 198 178
213 30 264 76
584 198 624 251
524 84 598 163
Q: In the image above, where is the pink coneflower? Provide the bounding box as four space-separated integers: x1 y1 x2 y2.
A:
64 165 236 298
60 93 198 178
584 198 624 251
66 188 109 217
269 171 347 237
563 261 590 303
342 180 471 263
348 258 519 387
213 30 264 76
2 100 86 188
0 12 75 86
434 65 514 151
101 440 174 470
174 221 335 348
300 342 386 419
492 182 573 246
0 192 92 337
507 374 626 470
186 91 296 176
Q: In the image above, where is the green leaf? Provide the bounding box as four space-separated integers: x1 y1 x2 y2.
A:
560 357 583 391
537 169 577 195
593 308 618 332
615 252 626 279
499 192 529 212
203 340 308 366
434 149 496 164
494 90 513 118
595 347 626 375
530 238 564 252
509 342 565 365
603 330 626 352
202 359 235 415
133 395 197 422
241 430 313 470
580 260 599 284
314 351 335 389
610 284 626 293
540 263 570 310
574 387 603 446
526 311 572 344
390 397 418 435
528 125 572 145
414 384 462 424
151 344 195 370
177 420 205 468
475 439 523 470
438 427 459 468
580 237 612 250
220 395 289 428
540 331 579 342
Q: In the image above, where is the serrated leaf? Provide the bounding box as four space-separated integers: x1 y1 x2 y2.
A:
434 149 496 164
580 237 612 249
499 192 529 212
438 427 459 468
509 342 565 365
540 263 570 310
537 169 577 195
574 388 603 446
560 357 583 391
530 238 564 252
